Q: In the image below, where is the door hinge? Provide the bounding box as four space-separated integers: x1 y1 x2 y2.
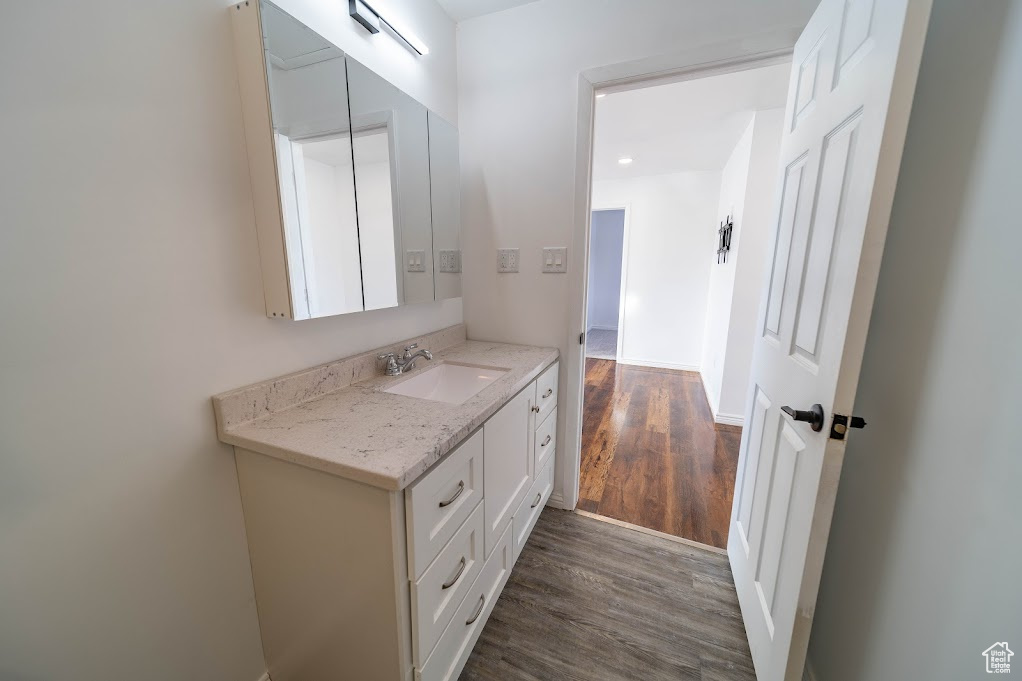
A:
579 332 585 345
830 413 867 440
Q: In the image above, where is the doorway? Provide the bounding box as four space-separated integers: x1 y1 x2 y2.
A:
577 62 790 549
585 208 626 361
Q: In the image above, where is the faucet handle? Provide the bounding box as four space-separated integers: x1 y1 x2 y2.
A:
404 343 418 352
378 352 396 360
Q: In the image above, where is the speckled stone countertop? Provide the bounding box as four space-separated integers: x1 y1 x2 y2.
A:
212 326 558 491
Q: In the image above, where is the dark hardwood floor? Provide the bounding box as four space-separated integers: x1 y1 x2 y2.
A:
577 359 742 549
460 509 755 681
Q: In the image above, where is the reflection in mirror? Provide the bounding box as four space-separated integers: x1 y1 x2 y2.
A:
347 57 435 306
352 123 400 311
261 2 363 318
428 112 462 300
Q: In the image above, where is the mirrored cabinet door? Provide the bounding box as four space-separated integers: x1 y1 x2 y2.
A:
261 2 363 319
428 112 462 301
231 1 460 320
346 58 435 307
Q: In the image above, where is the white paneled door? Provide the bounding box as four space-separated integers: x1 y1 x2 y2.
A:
728 1 933 679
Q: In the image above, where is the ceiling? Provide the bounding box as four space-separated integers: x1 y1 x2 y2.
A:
593 63 791 181
435 0 541 22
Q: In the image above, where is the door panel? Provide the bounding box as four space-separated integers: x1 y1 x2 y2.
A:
728 1 933 679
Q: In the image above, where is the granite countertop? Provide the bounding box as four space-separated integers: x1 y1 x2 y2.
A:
214 334 558 491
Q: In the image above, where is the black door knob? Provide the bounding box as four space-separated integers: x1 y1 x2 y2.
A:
781 404 825 432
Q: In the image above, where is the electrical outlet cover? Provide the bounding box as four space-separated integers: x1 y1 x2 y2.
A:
542 247 568 273
497 248 519 273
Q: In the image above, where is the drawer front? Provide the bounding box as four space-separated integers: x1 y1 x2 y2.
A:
416 525 514 681
512 457 554 564
535 361 558 424
411 504 485 666
534 406 557 474
406 429 483 580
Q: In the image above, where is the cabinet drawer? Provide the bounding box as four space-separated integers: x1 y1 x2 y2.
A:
406 429 483 580
534 406 556 474
411 504 484 666
535 361 558 424
512 457 554 564
416 525 513 681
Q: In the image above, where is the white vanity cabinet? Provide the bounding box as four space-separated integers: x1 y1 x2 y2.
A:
233 360 559 681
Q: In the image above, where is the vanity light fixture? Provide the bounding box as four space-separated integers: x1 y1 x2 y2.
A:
618 157 633 165
349 0 429 56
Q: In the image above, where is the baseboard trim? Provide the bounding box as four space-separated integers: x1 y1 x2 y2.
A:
574 510 728 555
715 413 744 427
587 324 618 331
546 492 569 510
617 357 700 372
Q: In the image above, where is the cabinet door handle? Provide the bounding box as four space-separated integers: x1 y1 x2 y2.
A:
531 405 540 413
438 481 465 508
442 557 466 590
542 388 553 399
540 435 551 447
465 594 486 625
531 492 542 508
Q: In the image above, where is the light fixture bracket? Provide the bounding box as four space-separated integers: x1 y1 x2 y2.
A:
348 0 428 56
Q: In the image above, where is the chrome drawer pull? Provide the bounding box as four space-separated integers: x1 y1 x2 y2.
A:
531 492 542 508
465 594 485 625
542 388 553 399
540 435 551 447
442 557 466 590
439 481 465 508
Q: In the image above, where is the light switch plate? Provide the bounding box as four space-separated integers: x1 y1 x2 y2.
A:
497 248 519 273
542 247 568 273
437 249 461 273
406 250 426 272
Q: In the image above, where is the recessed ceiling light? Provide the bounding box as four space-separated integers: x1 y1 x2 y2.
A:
595 93 606 99
618 157 633 165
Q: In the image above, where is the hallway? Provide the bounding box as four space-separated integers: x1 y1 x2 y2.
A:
578 359 742 549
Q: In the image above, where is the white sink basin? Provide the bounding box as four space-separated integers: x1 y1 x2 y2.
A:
383 362 508 405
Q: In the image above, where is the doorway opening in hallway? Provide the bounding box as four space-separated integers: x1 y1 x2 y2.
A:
579 61 789 549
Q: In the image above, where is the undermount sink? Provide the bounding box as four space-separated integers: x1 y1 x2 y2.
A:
383 362 508 405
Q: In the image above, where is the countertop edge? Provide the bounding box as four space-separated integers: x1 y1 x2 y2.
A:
220 347 559 491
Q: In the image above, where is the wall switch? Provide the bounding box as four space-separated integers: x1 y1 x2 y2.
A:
542 247 568 273
406 250 426 272
437 249 461 273
497 248 519 273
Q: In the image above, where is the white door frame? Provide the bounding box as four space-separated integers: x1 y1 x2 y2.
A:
558 32 798 512
585 205 630 361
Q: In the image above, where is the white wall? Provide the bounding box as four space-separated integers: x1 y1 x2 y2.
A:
807 1 1022 679
586 209 625 332
0 1 458 680
593 172 720 369
457 0 817 499
701 117 753 412
701 108 784 423
301 155 364 316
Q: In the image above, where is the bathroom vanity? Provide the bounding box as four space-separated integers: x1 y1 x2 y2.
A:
213 325 558 681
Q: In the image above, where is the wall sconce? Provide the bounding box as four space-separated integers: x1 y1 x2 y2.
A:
349 0 429 56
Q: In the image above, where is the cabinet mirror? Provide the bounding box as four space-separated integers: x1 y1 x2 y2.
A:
230 0 461 320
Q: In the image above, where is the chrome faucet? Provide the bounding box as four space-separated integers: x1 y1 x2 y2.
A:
378 344 433 376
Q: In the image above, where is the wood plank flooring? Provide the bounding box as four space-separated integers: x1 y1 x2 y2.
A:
460 510 755 681
578 359 742 549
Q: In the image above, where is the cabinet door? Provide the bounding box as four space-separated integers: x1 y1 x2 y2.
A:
483 384 534 556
